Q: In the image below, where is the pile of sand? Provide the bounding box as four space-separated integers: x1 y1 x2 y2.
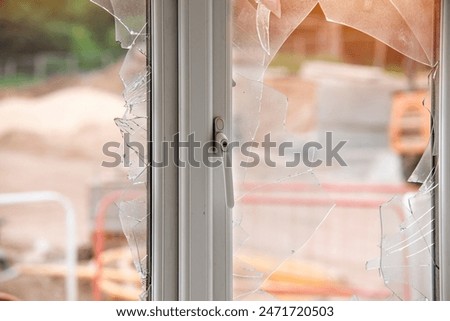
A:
0 86 124 159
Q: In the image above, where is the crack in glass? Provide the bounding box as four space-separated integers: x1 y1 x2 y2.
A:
370 175 437 300
91 0 147 49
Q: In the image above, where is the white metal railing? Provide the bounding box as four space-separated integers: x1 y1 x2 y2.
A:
0 191 77 301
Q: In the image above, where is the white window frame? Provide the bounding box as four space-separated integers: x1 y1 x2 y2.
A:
150 0 231 300
150 0 180 300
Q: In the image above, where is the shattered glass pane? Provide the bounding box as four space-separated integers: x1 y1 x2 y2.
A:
92 0 149 300
232 0 438 301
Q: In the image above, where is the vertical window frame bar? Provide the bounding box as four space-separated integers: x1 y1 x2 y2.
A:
438 0 450 301
150 0 180 301
178 0 232 300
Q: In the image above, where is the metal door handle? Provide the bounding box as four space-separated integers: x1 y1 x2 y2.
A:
214 117 234 209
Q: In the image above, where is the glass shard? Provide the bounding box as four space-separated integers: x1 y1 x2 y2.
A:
233 0 318 81
261 0 282 18
376 187 436 300
388 0 438 64
115 117 148 184
117 189 148 278
91 0 147 49
120 36 149 118
318 0 432 65
256 3 272 56
408 142 432 184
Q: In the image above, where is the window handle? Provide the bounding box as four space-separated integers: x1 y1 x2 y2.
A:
214 117 235 209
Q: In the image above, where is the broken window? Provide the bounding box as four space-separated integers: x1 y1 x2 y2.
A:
95 0 441 301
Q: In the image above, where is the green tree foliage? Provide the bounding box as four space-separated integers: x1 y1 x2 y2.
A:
0 0 123 69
